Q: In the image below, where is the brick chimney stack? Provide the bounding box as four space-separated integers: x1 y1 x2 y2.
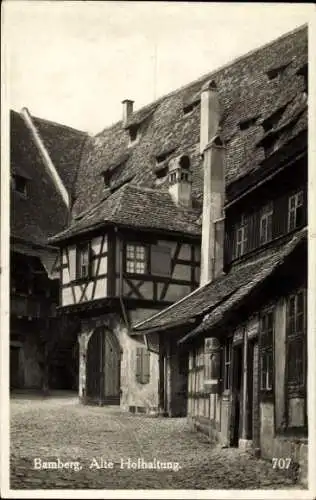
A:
122 99 134 126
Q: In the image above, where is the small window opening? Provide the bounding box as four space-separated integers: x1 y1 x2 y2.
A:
239 116 258 131
183 101 199 115
179 155 190 170
12 175 27 196
262 105 287 133
266 63 290 81
129 126 138 143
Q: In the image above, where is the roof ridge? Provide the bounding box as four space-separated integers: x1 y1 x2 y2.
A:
94 24 307 137
29 111 88 135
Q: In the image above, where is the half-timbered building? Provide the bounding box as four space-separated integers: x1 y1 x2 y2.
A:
10 108 87 390
133 25 308 483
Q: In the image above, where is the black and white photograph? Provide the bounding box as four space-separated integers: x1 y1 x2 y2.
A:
1 1 315 498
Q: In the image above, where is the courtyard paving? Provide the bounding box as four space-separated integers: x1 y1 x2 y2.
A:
10 392 303 490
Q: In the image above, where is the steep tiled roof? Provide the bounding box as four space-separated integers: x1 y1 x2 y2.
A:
179 228 307 343
133 228 307 334
70 25 307 231
10 110 87 246
32 115 88 197
50 184 202 242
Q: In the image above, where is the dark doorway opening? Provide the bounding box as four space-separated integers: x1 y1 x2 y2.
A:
231 345 243 446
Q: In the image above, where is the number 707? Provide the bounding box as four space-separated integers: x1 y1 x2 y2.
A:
272 458 292 469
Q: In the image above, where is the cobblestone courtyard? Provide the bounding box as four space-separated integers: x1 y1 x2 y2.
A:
10 393 302 490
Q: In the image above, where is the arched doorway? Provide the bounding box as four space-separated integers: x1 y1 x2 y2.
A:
86 327 121 405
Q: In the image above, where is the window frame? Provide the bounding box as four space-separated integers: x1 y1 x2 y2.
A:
288 190 304 232
125 242 148 275
235 214 248 259
223 338 232 391
259 202 273 245
259 308 274 395
76 242 91 280
286 288 307 396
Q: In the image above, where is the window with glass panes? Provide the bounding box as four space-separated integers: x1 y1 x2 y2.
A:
126 243 147 274
235 214 248 258
260 203 273 245
77 244 90 279
223 339 232 391
287 289 306 390
260 309 274 391
288 190 304 231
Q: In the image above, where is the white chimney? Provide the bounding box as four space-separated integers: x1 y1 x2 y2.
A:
200 80 220 154
168 155 192 208
122 99 134 125
199 80 226 286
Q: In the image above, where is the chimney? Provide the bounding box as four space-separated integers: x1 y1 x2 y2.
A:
168 154 192 208
199 80 226 286
200 80 220 154
122 99 134 126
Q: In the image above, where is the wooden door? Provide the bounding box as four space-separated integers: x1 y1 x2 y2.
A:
86 328 103 401
103 329 121 404
86 327 121 405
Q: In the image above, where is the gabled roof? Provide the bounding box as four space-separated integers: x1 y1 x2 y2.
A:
70 24 307 233
49 184 202 243
133 228 307 334
10 110 87 246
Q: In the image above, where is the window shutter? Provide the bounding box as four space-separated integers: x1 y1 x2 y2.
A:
136 347 142 383
143 350 150 384
151 245 171 276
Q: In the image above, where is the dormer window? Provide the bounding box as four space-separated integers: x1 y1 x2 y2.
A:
101 171 111 189
12 174 28 197
239 116 258 131
183 103 197 115
266 62 290 81
128 125 139 145
262 105 287 133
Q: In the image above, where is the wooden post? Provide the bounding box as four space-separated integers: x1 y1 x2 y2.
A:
241 327 248 439
158 336 165 415
166 341 173 416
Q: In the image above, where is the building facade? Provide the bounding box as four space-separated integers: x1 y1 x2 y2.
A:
10 109 87 390
133 25 308 483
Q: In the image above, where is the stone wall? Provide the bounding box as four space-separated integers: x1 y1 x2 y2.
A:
78 311 159 413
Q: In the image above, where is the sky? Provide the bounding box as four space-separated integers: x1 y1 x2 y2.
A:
3 1 314 135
